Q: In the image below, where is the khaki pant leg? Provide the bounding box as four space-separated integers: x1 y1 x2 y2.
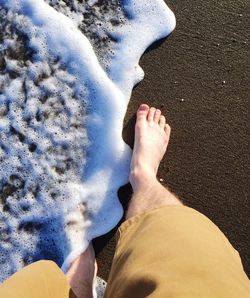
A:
104 206 250 298
0 261 74 298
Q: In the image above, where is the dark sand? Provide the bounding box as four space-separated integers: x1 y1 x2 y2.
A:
95 0 250 279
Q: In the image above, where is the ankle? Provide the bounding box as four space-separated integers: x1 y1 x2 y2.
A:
126 182 183 219
129 166 158 191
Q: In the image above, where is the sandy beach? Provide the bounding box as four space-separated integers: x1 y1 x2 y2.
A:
96 0 250 279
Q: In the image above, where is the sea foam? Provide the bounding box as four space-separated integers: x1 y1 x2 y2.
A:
0 0 175 281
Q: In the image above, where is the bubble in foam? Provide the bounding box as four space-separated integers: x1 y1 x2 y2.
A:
0 0 175 281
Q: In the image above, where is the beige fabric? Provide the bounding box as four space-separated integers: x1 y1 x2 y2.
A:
105 206 250 297
0 260 74 298
0 206 249 297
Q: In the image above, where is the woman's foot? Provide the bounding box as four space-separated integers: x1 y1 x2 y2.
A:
127 104 182 219
66 243 97 298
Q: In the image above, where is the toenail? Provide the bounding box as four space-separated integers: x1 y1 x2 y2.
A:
139 105 148 111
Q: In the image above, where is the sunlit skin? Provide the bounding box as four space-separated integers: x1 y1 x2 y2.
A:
66 104 182 297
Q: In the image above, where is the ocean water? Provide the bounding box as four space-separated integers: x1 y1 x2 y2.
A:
0 0 175 281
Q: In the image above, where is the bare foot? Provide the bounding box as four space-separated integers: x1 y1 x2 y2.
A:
66 243 97 298
130 104 170 191
127 104 182 219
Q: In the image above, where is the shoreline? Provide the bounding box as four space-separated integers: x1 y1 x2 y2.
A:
97 0 250 279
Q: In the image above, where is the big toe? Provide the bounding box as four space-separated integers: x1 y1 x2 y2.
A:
137 104 149 121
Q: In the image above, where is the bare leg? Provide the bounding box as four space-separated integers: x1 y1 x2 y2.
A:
127 104 182 219
65 244 97 298
104 105 250 297
65 104 181 296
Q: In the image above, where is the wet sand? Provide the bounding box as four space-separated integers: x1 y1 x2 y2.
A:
96 0 250 279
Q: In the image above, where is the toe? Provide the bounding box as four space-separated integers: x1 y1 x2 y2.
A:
154 109 161 123
164 124 171 135
148 107 156 122
137 104 149 121
159 115 166 129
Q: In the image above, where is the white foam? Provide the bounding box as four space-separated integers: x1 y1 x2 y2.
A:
0 0 175 280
